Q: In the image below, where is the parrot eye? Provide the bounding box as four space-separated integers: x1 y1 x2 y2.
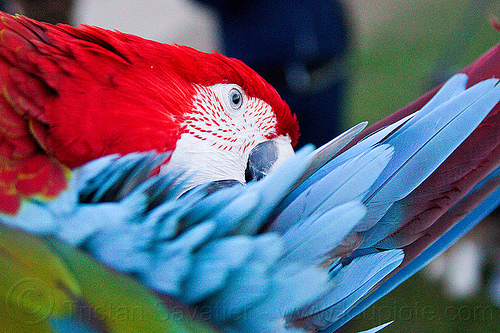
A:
208 84 246 113
228 88 243 110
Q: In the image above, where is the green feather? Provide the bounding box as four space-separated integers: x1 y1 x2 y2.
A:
46 238 217 333
0 225 80 321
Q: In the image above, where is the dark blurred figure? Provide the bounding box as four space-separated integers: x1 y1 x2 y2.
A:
198 0 351 148
2 0 73 24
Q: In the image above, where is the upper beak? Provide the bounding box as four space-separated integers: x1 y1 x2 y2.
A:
245 136 295 182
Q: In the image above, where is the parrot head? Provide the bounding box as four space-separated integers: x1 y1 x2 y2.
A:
155 45 300 190
0 14 299 197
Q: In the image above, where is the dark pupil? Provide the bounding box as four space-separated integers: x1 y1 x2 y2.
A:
232 92 241 105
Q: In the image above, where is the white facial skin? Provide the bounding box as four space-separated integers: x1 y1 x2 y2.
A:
161 83 294 190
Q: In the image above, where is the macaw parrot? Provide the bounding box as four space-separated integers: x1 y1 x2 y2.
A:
2 11 500 333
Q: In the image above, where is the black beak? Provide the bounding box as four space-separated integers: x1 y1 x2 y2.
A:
245 138 295 182
245 140 279 182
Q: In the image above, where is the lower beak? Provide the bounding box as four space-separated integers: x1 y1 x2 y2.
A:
245 136 295 182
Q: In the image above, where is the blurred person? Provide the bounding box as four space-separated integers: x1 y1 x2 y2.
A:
197 0 352 148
